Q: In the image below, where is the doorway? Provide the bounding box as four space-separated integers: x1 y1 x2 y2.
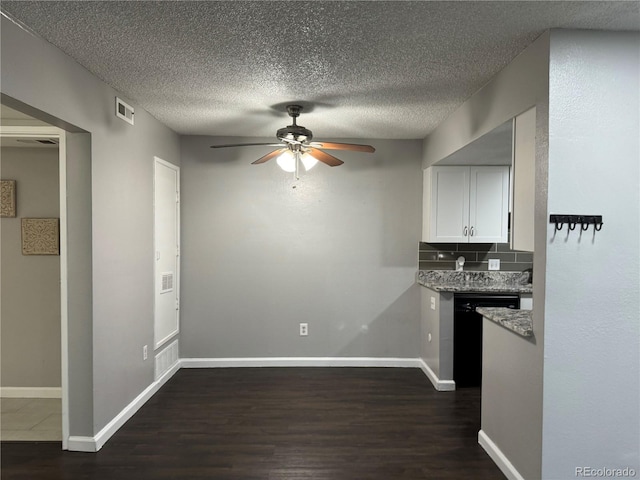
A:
1 115 69 446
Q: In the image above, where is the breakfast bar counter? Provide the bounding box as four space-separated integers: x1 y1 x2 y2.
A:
475 307 533 337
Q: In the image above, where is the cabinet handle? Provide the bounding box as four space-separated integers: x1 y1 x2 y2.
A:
470 226 475 236
463 226 468 236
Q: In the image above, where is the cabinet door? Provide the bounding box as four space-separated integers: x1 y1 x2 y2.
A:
468 166 509 243
424 166 470 243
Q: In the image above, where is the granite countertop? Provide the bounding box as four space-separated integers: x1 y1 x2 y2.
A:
476 307 533 337
417 270 533 294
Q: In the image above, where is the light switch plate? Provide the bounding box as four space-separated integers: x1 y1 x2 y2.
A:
430 296 436 310
488 259 500 270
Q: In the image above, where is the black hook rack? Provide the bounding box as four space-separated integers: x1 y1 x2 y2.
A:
550 214 603 233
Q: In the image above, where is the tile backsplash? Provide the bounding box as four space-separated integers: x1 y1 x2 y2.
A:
419 242 533 272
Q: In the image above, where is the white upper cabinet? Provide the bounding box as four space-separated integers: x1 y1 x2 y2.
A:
468 167 510 242
423 166 510 243
423 166 469 243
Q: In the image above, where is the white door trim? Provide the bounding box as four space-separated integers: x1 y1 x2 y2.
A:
0 125 69 449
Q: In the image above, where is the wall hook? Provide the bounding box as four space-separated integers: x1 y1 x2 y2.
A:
550 214 603 234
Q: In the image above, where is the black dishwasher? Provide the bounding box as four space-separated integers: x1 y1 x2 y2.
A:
453 294 520 388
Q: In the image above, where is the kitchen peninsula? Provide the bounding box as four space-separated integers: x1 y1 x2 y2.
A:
417 270 533 391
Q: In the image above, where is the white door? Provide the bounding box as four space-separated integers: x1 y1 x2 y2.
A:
468 166 509 243
426 166 470 243
154 157 180 349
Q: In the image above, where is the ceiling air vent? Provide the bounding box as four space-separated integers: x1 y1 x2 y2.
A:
115 97 134 125
16 138 58 145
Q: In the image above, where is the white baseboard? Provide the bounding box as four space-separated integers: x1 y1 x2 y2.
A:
478 429 525 480
179 357 421 369
417 359 456 391
67 436 97 453
67 357 449 453
180 358 456 393
66 360 180 452
0 387 62 398
92 360 181 451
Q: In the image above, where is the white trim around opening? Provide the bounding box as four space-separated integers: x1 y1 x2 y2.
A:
0 125 69 449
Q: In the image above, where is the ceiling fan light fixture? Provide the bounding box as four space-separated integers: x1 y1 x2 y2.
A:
210 104 375 169
276 150 296 172
301 152 318 171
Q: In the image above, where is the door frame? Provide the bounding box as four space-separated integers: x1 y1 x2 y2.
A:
0 125 70 449
153 156 180 350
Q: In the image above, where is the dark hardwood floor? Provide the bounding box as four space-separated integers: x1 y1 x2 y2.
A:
1 368 504 479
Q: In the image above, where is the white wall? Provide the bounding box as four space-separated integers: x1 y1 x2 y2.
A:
180 136 422 359
541 30 640 478
1 16 181 436
1 146 61 388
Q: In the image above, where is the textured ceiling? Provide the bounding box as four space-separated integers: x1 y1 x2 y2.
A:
1 1 638 139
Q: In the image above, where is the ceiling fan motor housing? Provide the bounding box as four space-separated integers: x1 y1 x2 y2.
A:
276 104 313 143
277 124 313 143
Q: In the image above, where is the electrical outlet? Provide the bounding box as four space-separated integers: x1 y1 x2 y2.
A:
488 259 501 271
430 296 436 310
299 323 308 336
143 345 148 360
428 333 432 342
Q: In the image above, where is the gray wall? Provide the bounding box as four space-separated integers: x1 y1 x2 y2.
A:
1 16 180 436
180 136 422 359
541 30 640 478
420 287 453 380
64 132 94 436
482 319 542 480
420 287 440 377
1 146 61 388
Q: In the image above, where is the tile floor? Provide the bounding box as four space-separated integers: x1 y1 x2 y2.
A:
1 397 62 441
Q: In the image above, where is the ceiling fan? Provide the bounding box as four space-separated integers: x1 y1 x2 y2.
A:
210 105 375 175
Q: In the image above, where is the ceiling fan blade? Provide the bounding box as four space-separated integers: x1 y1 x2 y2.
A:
210 142 282 149
307 148 344 167
308 142 375 153
251 148 287 165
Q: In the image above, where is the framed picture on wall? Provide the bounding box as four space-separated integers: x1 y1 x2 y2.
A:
1 180 17 217
21 218 60 255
